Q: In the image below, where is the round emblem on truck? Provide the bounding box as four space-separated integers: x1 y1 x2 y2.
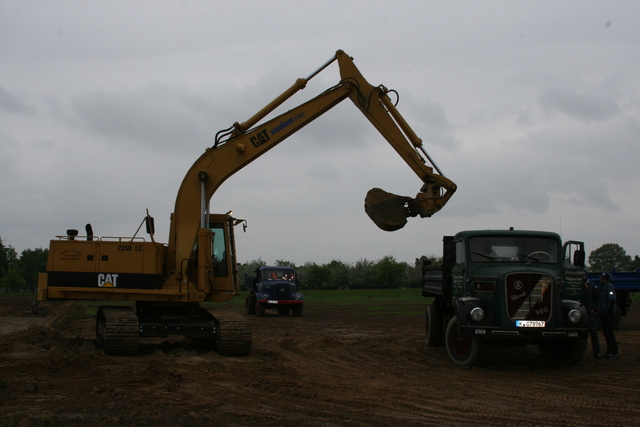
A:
514 280 523 290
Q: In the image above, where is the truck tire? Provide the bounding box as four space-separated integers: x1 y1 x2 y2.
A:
246 296 256 315
539 337 587 366
445 316 482 367
425 303 443 347
257 302 266 317
291 304 303 317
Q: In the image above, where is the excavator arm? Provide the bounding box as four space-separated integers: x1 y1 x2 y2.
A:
166 50 456 291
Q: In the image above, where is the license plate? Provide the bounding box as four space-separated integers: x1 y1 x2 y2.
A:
516 320 545 328
267 300 278 304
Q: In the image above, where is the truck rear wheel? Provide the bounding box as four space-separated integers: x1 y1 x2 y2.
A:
425 303 443 347
445 316 482 367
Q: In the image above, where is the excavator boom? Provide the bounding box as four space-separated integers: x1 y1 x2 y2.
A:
167 50 456 283
40 50 456 307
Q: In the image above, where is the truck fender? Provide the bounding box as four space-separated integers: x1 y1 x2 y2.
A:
559 300 589 329
255 291 269 301
452 297 493 326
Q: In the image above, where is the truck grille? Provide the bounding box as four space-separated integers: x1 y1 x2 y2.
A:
505 273 552 322
273 283 294 300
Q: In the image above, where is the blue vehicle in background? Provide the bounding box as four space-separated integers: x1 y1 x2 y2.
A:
245 266 304 317
587 269 640 328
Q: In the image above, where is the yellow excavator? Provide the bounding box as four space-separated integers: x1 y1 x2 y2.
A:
37 50 457 356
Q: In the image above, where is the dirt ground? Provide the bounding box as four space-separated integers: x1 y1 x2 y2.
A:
1 294 640 427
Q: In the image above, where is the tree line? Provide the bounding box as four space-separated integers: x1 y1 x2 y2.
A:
0 236 48 292
237 255 441 291
1 235 639 293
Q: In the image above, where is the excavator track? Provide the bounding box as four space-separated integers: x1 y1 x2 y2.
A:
208 310 252 357
96 306 140 356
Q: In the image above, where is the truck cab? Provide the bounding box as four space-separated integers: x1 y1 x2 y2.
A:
245 266 304 317
423 229 588 367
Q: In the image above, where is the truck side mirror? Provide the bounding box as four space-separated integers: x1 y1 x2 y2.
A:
573 250 585 268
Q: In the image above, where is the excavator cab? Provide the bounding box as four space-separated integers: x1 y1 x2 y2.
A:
201 213 243 302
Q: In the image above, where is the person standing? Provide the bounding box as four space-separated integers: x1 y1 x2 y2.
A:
582 276 601 359
598 273 619 360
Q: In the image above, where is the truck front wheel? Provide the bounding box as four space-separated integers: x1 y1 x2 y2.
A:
291 304 303 317
445 316 482 367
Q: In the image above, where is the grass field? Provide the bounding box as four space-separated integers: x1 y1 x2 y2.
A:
4 288 638 318
1 288 429 316
293 288 425 304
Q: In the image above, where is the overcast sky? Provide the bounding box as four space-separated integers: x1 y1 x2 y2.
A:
2 1 639 266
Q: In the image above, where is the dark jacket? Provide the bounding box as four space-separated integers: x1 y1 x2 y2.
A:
582 279 600 313
597 273 616 317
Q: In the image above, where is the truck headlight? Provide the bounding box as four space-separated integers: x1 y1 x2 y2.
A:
567 309 582 324
470 307 485 322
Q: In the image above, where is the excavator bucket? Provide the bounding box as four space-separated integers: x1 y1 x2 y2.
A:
364 188 410 232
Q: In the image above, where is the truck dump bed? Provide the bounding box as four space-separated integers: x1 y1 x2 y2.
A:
587 270 640 292
422 266 444 297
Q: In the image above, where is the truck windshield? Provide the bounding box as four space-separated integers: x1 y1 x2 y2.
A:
263 269 295 281
468 236 559 263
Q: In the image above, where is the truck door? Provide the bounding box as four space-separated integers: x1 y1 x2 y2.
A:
561 241 586 300
450 238 465 299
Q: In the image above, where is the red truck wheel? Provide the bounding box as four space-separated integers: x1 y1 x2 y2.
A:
445 316 482 367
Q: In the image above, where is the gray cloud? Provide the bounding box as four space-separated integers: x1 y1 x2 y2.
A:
2 1 640 263
0 86 35 115
539 81 620 121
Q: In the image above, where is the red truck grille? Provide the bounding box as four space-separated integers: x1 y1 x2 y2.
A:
505 273 552 322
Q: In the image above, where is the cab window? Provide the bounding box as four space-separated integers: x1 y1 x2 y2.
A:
210 222 228 277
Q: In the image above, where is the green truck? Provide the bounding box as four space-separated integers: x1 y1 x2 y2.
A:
423 229 589 367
